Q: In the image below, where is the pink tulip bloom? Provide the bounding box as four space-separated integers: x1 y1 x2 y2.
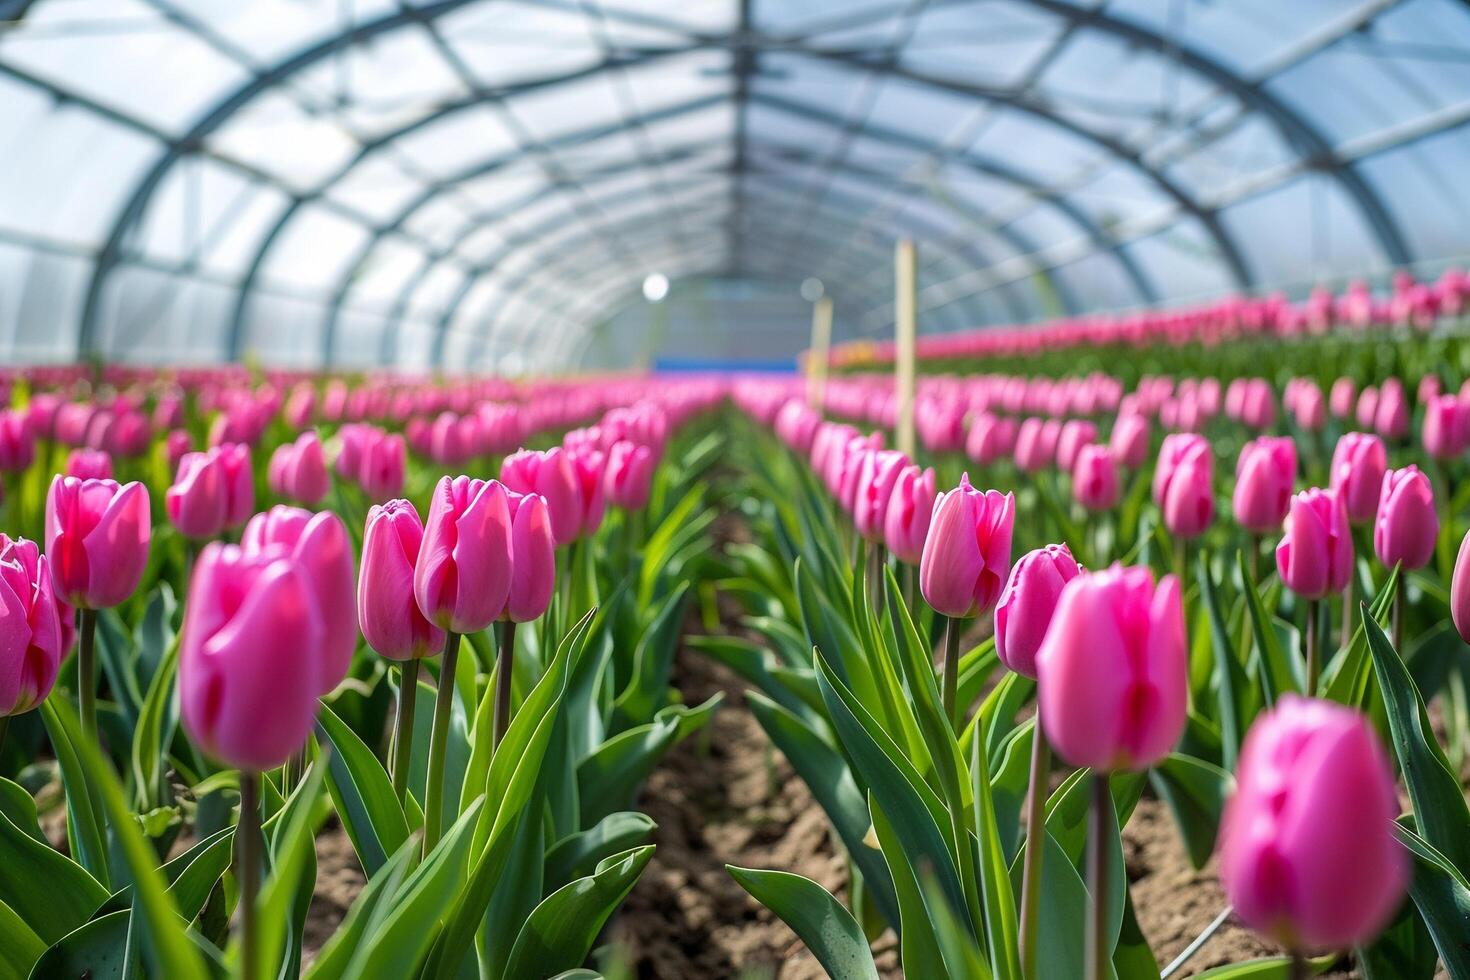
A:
504 491 555 623
0 536 63 716
1233 436 1296 534
883 464 936 566
415 476 513 633
1217 696 1406 951
501 448 581 546
919 475 1015 618
1109 413 1150 469
45 477 151 609
1329 432 1387 525
1036 564 1186 771
358 500 444 661
1374 466 1438 571
853 449 907 543
1073 443 1119 511
1276 489 1352 600
994 543 1081 679
65 448 113 481
167 451 228 540
179 543 323 771
607 440 655 510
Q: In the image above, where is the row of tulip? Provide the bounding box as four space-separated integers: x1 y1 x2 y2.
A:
719 372 1470 979
0 372 729 979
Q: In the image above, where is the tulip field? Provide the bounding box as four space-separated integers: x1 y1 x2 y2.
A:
3 283 1470 980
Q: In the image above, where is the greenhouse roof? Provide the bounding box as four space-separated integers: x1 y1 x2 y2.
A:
3 0 1470 371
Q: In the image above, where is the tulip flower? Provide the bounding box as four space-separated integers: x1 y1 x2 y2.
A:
359 432 405 502
359 500 444 802
1328 378 1355 419
1014 417 1053 473
1036 563 1186 980
1154 434 1214 540
853 449 906 543
0 410 35 472
883 463 935 566
414 475 512 852
0 536 62 719
216 443 255 528
165 429 191 473
46 476 151 613
920 475 1014 726
1374 380 1409 442
1276 489 1352 603
1217 696 1406 956
1072 443 1119 512
167 450 228 540
1329 432 1386 524
1233 436 1296 534
270 432 330 506
995 543 1081 681
565 445 608 540
1421 393 1465 459
607 440 655 510
1056 419 1097 473
1374 465 1438 575
65 448 113 481
494 490 556 745
1454 528 1470 646
1109 413 1150 469
501 448 580 546
242 506 356 696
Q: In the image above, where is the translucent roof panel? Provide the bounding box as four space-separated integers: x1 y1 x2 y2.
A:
0 0 1468 370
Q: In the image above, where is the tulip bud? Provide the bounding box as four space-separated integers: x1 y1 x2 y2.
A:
1233 436 1296 534
1109 413 1150 469
0 410 36 472
0 536 62 716
565 445 608 539
994 543 1081 679
359 500 444 661
1036 565 1186 771
169 451 231 540
1421 394 1465 460
275 432 330 506
853 449 907 543
1329 432 1387 524
1217 696 1407 951
501 448 580 546
1154 434 1214 539
242 506 357 695
216 443 255 528
1276 489 1352 600
1328 378 1356 419
883 464 935 566
179 543 323 771
65 448 113 481
919 475 1015 618
504 491 555 623
1374 381 1409 442
1373 465 1438 571
415 476 513 633
45 476 151 609
360 432 405 502
1056 420 1097 473
606 440 655 510
1453 529 1470 645
1072 443 1119 511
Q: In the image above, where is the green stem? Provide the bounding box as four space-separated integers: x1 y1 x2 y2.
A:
237 771 261 980
1289 950 1308 980
1018 724 1052 980
942 615 962 730
493 620 516 749
0 714 9 761
1304 600 1320 696
1172 536 1186 590
391 659 420 807
1086 772 1110 980
78 607 97 744
422 631 461 857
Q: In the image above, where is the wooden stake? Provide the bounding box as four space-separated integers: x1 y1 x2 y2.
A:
895 239 917 457
807 296 833 409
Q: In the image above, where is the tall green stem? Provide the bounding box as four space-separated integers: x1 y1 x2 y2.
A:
1304 600 1320 695
1018 723 1052 980
237 771 261 980
422 630 461 856
942 615 962 730
1085 772 1110 980
1289 950 1308 980
391 659 420 806
78 607 97 743
493 620 516 749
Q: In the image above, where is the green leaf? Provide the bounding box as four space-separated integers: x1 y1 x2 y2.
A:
28 909 131 980
304 839 416 980
129 636 179 812
0 897 45 979
869 795 948 979
970 722 1022 980
576 694 721 826
1395 824 1470 977
39 698 111 887
1321 564 1399 704
1236 551 1297 703
688 633 814 721
0 777 43 843
502 845 655 980
1149 754 1233 870
1363 610 1470 879
1198 554 1251 771
243 762 326 980
726 867 880 980
317 701 409 876
545 812 657 892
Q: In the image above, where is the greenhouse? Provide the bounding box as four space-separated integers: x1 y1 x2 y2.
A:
1 1 1470 977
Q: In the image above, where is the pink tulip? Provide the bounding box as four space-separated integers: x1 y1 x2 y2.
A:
0 536 62 716
415 476 513 633
179 542 323 771
565 445 608 539
166 451 228 540
1072 443 1119 511
1217 696 1406 951
216 443 254 528
1329 432 1387 524
504 491 555 623
275 432 330 506
242 506 356 695
1374 381 1409 442
0 411 35 471
501 448 581 546
165 429 191 474
358 500 444 661
1056 420 1097 473
1233 436 1296 534
919 475 1015 618
606 440 655 510
1036 564 1186 771
1355 386 1379 430
1421 394 1465 459
883 464 936 566
1328 378 1356 420
65 448 113 481
1276 489 1352 600
1109 413 1150 468
1154 434 1214 539
1013 418 1052 473
1373 466 1438 571
853 449 907 543
360 432 405 501
1291 384 1326 432
994 543 1081 679
1453 529 1470 645
45 477 151 609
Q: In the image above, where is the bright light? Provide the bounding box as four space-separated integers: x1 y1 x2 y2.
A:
642 273 670 303
800 277 825 302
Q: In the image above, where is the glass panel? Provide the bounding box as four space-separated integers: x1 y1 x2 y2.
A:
1221 173 1386 287
259 204 374 290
